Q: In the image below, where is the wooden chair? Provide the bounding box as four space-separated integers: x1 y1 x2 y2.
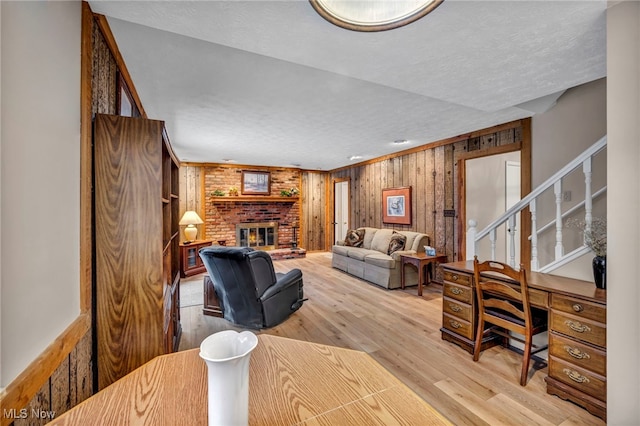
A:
472 257 548 386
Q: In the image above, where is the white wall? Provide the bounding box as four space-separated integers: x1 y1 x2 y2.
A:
530 78 607 271
466 151 520 263
0 1 81 387
531 78 606 187
607 1 640 423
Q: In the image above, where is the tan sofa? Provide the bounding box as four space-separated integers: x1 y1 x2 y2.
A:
331 227 430 289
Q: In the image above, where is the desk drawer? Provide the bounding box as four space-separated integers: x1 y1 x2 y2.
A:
550 310 606 347
549 332 606 376
442 297 472 322
443 282 473 304
551 294 605 323
443 270 471 287
442 313 473 340
549 356 606 401
529 288 550 309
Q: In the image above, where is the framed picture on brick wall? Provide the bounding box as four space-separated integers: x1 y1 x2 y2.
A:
382 186 411 225
241 170 271 195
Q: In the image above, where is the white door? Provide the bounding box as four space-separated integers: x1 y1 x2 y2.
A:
334 181 349 243
505 161 521 266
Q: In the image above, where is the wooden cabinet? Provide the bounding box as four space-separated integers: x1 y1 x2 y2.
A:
180 240 213 277
440 268 502 353
94 114 181 390
546 294 607 420
203 275 223 317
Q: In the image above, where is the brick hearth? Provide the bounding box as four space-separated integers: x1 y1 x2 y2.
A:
267 248 307 261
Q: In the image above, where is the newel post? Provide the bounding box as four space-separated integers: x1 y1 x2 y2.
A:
466 219 477 260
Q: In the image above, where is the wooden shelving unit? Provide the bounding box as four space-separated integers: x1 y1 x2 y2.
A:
94 114 181 390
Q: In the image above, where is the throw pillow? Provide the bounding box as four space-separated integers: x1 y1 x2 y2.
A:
344 228 365 247
387 231 407 255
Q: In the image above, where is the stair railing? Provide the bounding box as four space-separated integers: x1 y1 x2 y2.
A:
466 135 607 271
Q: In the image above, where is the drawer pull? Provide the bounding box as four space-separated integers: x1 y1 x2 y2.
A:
449 320 461 329
563 368 590 384
565 320 591 333
449 303 461 313
451 274 459 281
564 345 591 360
450 287 463 296
572 303 584 312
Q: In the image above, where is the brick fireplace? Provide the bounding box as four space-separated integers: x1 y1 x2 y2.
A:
203 165 302 250
205 201 299 248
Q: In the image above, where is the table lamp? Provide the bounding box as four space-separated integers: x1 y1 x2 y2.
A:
179 210 204 242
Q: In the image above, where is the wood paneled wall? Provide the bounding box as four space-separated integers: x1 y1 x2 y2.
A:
328 120 527 261
12 331 93 426
301 171 329 251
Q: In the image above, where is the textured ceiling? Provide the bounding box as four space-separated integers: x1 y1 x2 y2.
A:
88 0 606 170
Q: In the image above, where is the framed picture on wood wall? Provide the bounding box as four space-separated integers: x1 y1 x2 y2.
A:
241 170 271 195
382 186 412 225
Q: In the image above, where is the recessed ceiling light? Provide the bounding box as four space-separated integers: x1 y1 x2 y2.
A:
393 139 410 145
348 155 363 161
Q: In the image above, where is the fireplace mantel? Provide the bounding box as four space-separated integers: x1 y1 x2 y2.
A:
211 196 299 203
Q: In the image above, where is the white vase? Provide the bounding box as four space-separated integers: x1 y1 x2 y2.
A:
199 330 258 426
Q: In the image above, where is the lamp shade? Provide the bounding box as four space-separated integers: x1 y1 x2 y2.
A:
179 211 204 242
179 211 204 226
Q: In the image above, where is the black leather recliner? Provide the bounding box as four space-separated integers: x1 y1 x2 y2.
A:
199 246 305 329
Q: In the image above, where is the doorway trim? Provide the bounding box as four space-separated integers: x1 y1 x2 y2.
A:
457 119 532 267
332 177 351 246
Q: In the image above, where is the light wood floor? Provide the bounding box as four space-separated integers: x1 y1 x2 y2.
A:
179 252 605 426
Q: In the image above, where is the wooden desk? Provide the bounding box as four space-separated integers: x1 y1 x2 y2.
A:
440 260 606 421
49 335 451 425
400 253 448 296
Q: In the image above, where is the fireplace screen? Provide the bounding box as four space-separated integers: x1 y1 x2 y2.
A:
236 222 278 250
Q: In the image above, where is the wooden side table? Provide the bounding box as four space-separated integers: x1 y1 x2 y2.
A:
400 253 448 296
179 240 213 277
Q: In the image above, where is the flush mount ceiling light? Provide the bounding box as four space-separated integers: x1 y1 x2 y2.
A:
309 0 443 32
393 139 410 145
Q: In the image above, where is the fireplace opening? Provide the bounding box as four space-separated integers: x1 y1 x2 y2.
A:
236 222 278 250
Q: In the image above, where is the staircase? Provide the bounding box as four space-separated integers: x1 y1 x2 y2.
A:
466 135 607 272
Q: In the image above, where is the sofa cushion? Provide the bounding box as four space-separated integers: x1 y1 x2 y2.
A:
344 228 365 247
364 253 395 269
347 248 379 261
401 231 430 252
387 231 407 255
370 229 394 253
398 231 419 251
332 245 349 256
360 227 378 250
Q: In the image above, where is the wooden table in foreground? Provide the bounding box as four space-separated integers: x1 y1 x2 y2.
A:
49 334 451 425
400 253 448 296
